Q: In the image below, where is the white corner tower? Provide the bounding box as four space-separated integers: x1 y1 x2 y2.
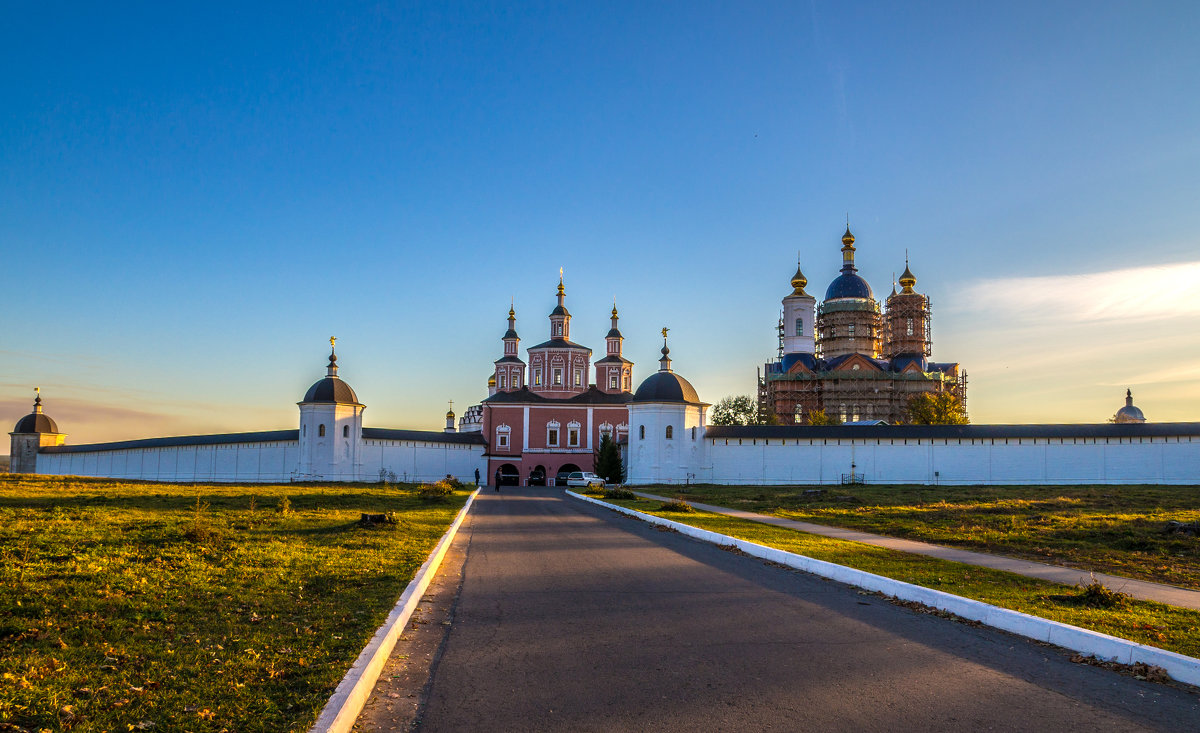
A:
297 338 365 481
627 329 709 485
9 388 67 473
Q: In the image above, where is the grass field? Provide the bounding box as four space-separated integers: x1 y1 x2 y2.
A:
642 484 1200 589
591 492 1200 659
0 474 470 732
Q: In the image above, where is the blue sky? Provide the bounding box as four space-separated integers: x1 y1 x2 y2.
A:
3 1 1199 443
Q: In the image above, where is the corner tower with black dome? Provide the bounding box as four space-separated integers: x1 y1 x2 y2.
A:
9 388 66 473
297 338 365 480
627 329 709 484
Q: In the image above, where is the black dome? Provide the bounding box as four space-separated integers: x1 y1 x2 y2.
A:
14 412 58 434
303 377 359 404
633 371 701 404
825 273 874 300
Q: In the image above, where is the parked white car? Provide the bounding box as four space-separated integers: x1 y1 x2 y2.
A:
566 471 606 488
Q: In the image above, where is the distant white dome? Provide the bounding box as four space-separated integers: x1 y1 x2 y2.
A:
1114 389 1146 424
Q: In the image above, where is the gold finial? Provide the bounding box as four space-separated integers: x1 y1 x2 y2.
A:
330 336 337 351
661 326 669 340
35 386 40 396
612 297 618 318
446 399 454 417
556 268 565 296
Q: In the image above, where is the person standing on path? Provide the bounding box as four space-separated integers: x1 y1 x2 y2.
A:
494 468 501 492
474 467 480 486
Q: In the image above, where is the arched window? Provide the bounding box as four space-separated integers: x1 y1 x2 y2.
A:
795 318 803 336
343 425 349 438
495 424 511 450
665 425 674 439
639 425 645 440
318 424 326 437
499 373 507 388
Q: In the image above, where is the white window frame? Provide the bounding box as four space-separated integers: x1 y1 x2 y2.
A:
547 420 561 447
496 424 511 451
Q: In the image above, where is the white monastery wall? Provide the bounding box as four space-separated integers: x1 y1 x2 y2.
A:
634 434 1200 486
37 438 485 484
37 441 299 482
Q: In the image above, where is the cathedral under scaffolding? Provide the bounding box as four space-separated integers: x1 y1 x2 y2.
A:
759 227 966 425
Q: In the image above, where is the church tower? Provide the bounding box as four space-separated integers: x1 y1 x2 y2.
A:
9 388 66 473
527 274 591 396
883 258 931 361
494 305 526 392
816 227 883 359
595 302 634 394
297 339 364 481
782 261 817 357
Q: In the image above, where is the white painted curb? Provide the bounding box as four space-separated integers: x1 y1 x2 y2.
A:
310 489 480 733
568 491 1200 688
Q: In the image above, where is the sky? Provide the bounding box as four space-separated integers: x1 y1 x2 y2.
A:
3 1 1199 444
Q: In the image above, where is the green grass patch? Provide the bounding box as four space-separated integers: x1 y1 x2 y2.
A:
0 474 470 732
602 496 1200 658
648 484 1200 589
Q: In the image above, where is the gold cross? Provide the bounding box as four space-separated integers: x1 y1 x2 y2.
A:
330 336 337 350
661 327 669 339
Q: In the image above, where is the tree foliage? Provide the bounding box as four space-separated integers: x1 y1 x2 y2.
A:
805 409 841 426
594 432 625 484
906 392 969 425
710 395 761 426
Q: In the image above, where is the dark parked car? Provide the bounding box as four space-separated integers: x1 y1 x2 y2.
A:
528 468 546 486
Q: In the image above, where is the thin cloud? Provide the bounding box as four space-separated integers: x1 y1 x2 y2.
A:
955 261 1200 325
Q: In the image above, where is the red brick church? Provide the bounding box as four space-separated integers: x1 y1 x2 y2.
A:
481 277 633 485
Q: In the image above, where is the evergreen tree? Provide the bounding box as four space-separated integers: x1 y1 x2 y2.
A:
594 432 625 484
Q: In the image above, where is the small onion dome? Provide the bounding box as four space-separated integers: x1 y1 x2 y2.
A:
1114 389 1146 423
825 272 873 300
842 227 855 245
13 393 59 434
446 409 455 419
898 264 917 292
487 374 497 387
790 264 808 296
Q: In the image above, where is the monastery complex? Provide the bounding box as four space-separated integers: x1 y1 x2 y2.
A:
10 227 1199 486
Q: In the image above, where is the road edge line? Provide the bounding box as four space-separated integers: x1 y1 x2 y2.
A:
566 490 1200 688
309 488 480 733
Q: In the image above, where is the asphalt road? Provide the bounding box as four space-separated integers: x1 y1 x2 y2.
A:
415 489 1199 732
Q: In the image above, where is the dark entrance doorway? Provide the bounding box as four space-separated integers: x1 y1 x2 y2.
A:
554 463 582 487
496 463 520 486
528 464 547 486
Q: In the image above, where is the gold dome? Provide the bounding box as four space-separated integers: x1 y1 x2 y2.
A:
841 226 855 246
789 264 808 296
487 374 496 387
898 264 917 292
